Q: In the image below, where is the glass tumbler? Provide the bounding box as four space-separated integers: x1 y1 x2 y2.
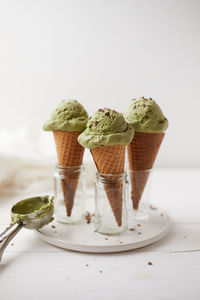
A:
128 169 152 221
54 164 85 224
95 172 128 235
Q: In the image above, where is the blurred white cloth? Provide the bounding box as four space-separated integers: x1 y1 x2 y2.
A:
0 128 55 195
0 127 56 159
0 128 95 195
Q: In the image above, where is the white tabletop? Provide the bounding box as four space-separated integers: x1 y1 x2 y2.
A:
0 169 200 300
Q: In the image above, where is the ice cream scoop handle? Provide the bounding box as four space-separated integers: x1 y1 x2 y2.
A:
0 223 24 263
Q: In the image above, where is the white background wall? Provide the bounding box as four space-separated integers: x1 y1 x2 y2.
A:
0 0 199 167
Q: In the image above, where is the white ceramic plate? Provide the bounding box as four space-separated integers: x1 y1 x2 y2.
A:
35 208 170 253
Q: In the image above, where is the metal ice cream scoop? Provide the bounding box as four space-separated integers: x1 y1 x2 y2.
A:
0 195 54 263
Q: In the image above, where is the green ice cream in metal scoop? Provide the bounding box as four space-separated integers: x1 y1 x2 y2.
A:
124 97 168 133
78 108 134 149
11 196 54 229
43 99 89 132
0 196 54 263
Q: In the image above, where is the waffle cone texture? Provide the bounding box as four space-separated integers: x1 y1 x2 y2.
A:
53 131 84 216
91 145 125 227
127 132 165 209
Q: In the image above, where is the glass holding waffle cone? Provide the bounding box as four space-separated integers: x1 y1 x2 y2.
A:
128 169 152 221
54 164 85 224
95 172 128 235
126 131 164 221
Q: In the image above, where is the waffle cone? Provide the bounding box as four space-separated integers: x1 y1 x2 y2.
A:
53 131 84 216
91 145 125 226
127 132 165 209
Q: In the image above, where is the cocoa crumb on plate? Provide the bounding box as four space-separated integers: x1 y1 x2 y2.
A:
85 212 91 224
149 205 157 210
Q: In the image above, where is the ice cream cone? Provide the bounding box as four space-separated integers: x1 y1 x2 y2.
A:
91 145 125 226
127 131 165 209
43 100 88 218
53 130 84 216
78 107 133 228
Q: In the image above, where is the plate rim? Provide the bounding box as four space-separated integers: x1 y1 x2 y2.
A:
35 208 171 253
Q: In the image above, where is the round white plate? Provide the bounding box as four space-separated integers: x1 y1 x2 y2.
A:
35 208 170 253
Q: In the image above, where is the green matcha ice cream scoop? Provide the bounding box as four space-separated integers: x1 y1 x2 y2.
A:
43 99 88 132
124 97 168 133
0 195 54 263
78 108 134 149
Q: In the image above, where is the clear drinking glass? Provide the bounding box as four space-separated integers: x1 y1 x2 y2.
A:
54 164 85 224
95 172 128 235
128 169 152 221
